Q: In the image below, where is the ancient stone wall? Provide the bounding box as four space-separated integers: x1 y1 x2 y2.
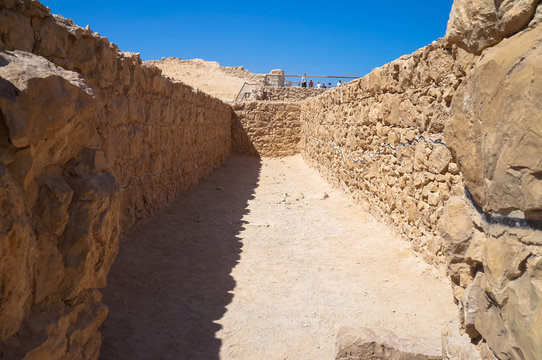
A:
255 86 325 102
232 101 302 157
300 41 476 266
0 1 231 359
441 22 542 360
2 0 541 359
300 5 542 357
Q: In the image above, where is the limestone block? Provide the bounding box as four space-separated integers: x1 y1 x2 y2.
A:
502 254 542 360
438 197 475 261
0 50 95 148
34 16 70 59
0 9 34 52
427 145 452 174
60 172 120 300
0 164 36 340
445 0 539 53
446 24 542 215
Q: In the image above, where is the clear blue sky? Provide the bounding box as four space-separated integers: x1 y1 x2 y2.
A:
41 1 454 78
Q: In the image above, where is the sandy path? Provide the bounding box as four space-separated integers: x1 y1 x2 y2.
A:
101 155 457 360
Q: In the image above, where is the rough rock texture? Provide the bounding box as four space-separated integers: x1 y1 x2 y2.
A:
441 322 484 360
335 327 441 360
442 23 542 360
445 0 540 54
298 17 542 357
440 197 542 360
446 24 542 217
232 101 302 157
251 86 325 102
0 1 231 359
1 0 542 359
301 41 476 266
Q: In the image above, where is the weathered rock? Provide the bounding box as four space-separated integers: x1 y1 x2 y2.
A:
0 163 36 341
0 50 95 148
446 24 542 216
441 322 483 360
438 197 474 260
1 0 541 359
232 101 302 157
428 145 452 174
529 3 542 28
0 2 233 358
335 327 441 360
446 0 540 53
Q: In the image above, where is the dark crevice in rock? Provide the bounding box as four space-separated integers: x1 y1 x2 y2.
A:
485 290 501 310
465 188 542 231
470 261 484 278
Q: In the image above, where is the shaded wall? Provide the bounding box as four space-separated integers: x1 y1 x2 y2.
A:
0 1 231 359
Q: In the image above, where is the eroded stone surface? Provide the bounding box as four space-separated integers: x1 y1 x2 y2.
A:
232 101 303 157
2 0 542 359
446 24 542 216
446 0 540 53
0 1 232 358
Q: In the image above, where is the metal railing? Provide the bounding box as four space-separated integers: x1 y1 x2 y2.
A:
284 74 360 88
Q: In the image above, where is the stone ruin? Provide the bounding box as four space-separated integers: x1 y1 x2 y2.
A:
265 69 286 87
0 0 541 359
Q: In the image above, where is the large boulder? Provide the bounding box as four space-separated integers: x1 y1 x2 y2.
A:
446 0 540 54
445 24 542 216
0 49 120 359
0 50 94 149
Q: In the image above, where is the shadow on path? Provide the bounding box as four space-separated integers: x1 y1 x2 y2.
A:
100 154 261 360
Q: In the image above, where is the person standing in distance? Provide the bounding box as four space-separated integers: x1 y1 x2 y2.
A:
301 74 307 88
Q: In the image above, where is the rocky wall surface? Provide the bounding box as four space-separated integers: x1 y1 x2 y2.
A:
301 41 476 266
445 0 541 54
301 4 542 357
441 22 542 360
254 86 325 102
232 101 302 157
0 1 232 359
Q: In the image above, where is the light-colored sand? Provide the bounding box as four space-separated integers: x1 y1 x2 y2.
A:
101 155 457 360
146 58 263 101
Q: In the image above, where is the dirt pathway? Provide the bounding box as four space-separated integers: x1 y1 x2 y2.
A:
101 155 457 360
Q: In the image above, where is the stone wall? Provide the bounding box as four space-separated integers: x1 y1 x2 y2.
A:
301 41 476 266
1 0 541 359
441 21 542 360
299 4 542 357
232 101 302 157
0 1 231 359
255 86 325 102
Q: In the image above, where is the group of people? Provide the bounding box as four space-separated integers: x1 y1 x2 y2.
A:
301 74 342 89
